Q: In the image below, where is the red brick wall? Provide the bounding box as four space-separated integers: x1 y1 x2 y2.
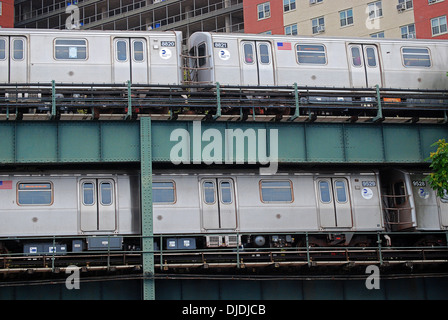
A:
414 0 448 39
243 0 284 34
0 0 14 28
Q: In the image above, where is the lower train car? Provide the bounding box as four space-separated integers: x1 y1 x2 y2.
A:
187 32 448 90
0 168 446 255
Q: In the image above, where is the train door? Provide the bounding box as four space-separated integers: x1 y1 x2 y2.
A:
0 37 28 83
80 178 117 232
201 178 237 230
317 178 353 228
241 41 275 86
348 44 382 88
437 195 448 227
113 38 148 84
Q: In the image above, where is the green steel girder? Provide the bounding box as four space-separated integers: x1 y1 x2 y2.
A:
0 120 446 165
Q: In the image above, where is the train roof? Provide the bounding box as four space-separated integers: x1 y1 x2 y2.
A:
0 28 182 37
190 31 448 45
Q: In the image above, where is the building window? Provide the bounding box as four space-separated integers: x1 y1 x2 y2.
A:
283 0 296 12
431 16 447 36
285 24 298 35
312 17 325 34
257 2 270 20
398 0 413 10
370 31 385 38
0 2 2 16
401 24 416 38
310 0 323 4
340 8 354 27
368 1 383 19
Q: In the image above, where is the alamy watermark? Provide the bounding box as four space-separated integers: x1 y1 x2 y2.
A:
65 265 80 290
169 121 279 175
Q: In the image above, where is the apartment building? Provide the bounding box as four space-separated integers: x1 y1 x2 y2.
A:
244 0 445 40
414 0 448 39
14 0 244 40
0 0 14 27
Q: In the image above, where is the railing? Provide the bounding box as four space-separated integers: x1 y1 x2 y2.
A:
0 82 447 123
0 231 447 275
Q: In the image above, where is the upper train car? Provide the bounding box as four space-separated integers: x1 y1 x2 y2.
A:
0 28 183 85
187 32 448 90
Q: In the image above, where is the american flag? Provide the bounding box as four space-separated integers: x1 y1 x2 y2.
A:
0 181 12 190
277 42 292 50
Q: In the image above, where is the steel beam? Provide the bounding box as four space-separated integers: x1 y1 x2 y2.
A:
140 116 155 300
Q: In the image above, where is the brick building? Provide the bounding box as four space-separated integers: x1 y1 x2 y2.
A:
414 0 448 39
0 0 14 28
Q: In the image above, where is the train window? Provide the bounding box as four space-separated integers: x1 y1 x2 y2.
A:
0 39 5 60
55 39 87 60
13 39 24 60
259 44 270 64
83 182 95 205
296 44 326 64
153 181 176 204
402 47 431 67
100 182 113 206
351 47 362 66
17 183 53 205
244 43 255 64
198 43 206 67
366 47 377 67
116 40 127 61
319 181 331 203
260 180 293 203
203 181 216 204
220 181 232 204
334 180 348 203
133 40 144 62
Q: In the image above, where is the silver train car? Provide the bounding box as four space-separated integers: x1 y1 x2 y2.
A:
187 32 448 90
0 169 446 254
0 29 183 85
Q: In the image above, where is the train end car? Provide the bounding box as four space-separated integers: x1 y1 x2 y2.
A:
0 28 183 86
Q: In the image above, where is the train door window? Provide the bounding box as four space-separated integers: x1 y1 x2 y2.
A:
203 181 216 204
244 43 255 64
220 181 232 204
334 180 348 203
153 181 176 204
18 183 53 205
351 47 362 66
319 181 332 203
54 39 87 60
366 47 377 67
259 43 270 64
13 39 24 60
100 182 113 206
296 44 327 64
198 43 206 67
260 180 293 203
133 40 144 62
0 39 5 60
116 40 128 61
402 47 431 67
393 181 407 205
82 182 95 205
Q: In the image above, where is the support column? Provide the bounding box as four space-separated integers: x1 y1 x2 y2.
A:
140 116 154 300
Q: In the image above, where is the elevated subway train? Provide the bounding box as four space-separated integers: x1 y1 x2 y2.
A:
0 29 447 91
0 168 446 255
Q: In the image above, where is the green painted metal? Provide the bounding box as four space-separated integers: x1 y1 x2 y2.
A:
0 121 447 165
140 116 155 300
